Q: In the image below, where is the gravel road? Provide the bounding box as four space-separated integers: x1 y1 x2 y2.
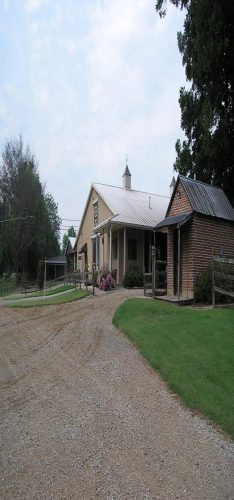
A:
0 289 233 499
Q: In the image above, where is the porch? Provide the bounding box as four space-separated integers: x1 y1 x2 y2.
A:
93 223 167 285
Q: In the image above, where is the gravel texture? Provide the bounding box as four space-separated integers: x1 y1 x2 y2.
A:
0 288 233 499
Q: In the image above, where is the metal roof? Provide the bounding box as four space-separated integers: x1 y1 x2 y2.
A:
155 212 192 230
46 256 66 265
178 175 234 221
93 183 169 229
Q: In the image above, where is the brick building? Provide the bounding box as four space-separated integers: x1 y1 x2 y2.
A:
155 175 234 300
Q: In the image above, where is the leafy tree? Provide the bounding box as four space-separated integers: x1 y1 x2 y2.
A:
0 136 61 277
155 0 234 204
62 226 76 254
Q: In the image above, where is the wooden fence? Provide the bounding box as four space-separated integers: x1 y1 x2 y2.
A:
212 255 234 306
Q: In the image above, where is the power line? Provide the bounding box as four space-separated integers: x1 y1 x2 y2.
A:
60 218 81 222
0 215 35 223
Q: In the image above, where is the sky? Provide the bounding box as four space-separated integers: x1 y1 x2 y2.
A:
0 0 187 235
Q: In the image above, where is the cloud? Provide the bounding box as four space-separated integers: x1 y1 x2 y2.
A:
24 0 47 13
1 0 186 224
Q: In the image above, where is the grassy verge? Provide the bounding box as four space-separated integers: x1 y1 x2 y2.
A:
113 299 234 439
4 284 75 300
6 289 88 307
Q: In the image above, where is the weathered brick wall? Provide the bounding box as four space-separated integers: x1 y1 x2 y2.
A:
167 229 174 294
192 214 234 283
167 215 234 298
167 179 194 297
168 180 193 216
166 179 234 298
167 221 194 298
180 221 194 298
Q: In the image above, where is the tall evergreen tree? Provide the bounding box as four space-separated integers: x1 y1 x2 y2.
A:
155 0 234 204
0 136 61 277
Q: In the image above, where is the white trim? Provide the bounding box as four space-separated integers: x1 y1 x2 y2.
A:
109 226 112 270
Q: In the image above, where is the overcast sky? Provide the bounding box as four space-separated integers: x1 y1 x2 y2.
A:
0 0 186 234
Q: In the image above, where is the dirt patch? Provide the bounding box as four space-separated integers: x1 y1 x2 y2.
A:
0 289 233 499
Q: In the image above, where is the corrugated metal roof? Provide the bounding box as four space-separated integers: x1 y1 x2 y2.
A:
46 256 66 265
155 212 192 230
179 175 234 221
93 183 169 229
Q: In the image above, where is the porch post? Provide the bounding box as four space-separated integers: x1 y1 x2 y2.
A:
117 230 120 283
96 235 98 270
123 227 126 276
177 227 181 300
109 225 112 271
102 230 104 268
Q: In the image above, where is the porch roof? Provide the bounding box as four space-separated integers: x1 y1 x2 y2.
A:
155 212 193 230
46 256 66 265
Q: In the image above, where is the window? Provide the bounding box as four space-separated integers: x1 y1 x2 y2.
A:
92 236 100 269
93 201 98 226
113 238 118 260
128 239 137 260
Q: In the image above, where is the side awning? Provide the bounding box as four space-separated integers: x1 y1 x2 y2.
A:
155 212 193 231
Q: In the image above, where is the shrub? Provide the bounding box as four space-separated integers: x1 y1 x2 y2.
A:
123 270 143 288
93 271 98 287
194 265 212 304
97 270 116 291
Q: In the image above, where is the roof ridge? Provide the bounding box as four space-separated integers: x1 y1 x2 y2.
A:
93 182 169 198
179 174 223 191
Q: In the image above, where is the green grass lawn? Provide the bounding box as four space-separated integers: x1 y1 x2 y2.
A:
6 289 88 307
4 284 75 300
113 299 234 439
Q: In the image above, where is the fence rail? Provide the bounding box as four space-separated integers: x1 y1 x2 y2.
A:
212 254 234 306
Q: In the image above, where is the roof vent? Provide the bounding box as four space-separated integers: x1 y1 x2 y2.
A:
122 163 131 190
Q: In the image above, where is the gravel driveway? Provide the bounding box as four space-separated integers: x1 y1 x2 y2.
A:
0 288 233 499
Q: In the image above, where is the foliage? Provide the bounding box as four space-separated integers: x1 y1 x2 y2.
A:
97 270 116 291
37 259 44 290
113 298 234 438
62 226 76 254
194 265 212 304
0 136 61 278
123 270 143 288
93 271 98 287
155 0 234 204
0 272 18 297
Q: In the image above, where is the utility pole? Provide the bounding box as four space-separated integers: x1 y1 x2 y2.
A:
44 257 47 301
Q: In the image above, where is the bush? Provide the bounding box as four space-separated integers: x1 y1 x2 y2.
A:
93 271 98 287
97 270 116 291
123 270 143 288
194 265 212 304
